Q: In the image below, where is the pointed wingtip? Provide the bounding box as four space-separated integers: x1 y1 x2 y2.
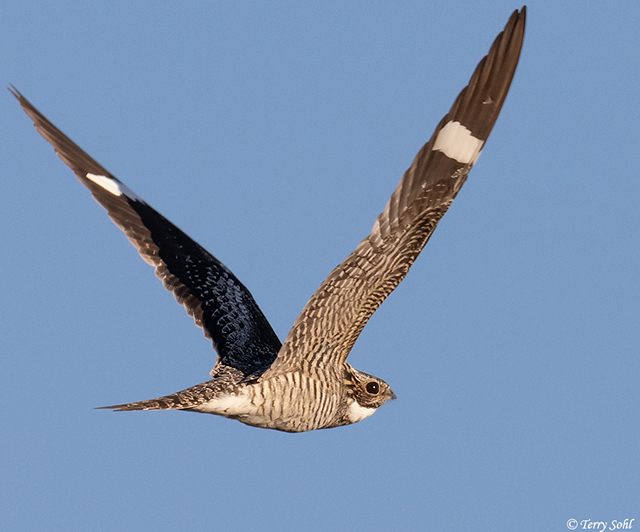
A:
8 84 22 100
514 6 527 35
95 404 128 412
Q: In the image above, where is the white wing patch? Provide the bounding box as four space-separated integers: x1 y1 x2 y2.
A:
432 120 484 165
86 173 141 201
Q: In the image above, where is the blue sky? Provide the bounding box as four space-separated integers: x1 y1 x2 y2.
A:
2 1 639 530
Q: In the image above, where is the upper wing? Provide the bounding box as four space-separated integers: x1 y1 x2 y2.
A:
267 8 526 374
11 88 281 376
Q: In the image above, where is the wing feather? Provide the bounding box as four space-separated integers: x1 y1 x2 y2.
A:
268 8 526 373
11 88 281 375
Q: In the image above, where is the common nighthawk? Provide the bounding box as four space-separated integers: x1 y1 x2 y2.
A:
12 8 525 432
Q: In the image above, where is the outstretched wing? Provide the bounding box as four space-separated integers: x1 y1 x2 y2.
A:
267 8 526 373
12 88 281 376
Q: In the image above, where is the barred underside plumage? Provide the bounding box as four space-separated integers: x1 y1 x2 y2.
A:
12 7 525 432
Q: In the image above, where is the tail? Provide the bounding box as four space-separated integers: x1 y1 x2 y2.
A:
97 380 221 412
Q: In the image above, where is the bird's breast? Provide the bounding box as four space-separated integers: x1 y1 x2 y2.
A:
196 371 343 432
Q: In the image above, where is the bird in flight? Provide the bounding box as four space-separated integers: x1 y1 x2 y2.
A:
12 8 525 432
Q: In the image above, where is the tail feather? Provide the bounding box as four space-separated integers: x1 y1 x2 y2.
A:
97 380 221 412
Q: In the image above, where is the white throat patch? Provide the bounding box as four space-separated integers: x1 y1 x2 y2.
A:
347 401 377 423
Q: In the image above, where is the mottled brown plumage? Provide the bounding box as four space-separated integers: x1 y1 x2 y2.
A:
12 8 525 432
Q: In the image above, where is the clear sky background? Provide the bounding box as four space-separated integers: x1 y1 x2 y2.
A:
2 1 639 530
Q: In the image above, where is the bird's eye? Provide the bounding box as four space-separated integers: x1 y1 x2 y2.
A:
366 382 379 395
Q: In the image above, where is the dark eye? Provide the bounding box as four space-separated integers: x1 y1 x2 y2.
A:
366 382 379 395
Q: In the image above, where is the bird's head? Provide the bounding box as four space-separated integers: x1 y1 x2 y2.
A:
344 364 396 423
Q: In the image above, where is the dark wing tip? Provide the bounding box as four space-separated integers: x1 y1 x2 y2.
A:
444 5 526 143
8 84 22 100
95 404 136 412
10 87 114 180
